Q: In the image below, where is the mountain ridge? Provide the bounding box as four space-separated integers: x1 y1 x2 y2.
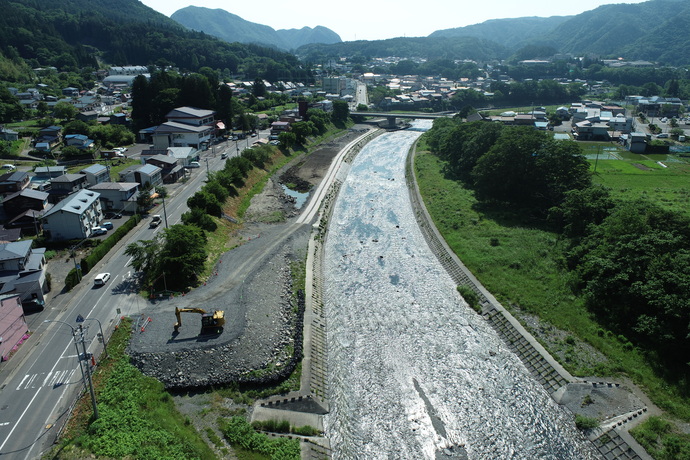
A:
170 6 341 50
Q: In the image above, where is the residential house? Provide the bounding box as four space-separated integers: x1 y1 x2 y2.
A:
2 189 50 219
0 241 48 312
573 121 611 141
62 87 79 97
76 111 99 123
64 134 95 150
48 174 88 203
145 155 183 184
607 115 633 134
0 171 29 195
151 107 216 150
119 164 162 188
152 122 214 150
33 166 66 180
0 127 19 142
0 295 29 361
34 126 62 151
80 164 110 186
165 107 215 127
168 147 198 167
42 189 103 240
88 182 139 213
625 132 648 153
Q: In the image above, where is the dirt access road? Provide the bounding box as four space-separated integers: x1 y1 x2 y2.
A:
127 127 372 389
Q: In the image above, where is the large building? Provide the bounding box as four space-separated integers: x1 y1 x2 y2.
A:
42 189 103 240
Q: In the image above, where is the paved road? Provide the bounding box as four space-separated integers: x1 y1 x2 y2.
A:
0 140 244 459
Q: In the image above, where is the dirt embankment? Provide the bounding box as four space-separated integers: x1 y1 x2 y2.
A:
127 128 369 389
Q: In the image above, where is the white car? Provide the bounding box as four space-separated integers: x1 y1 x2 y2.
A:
94 273 111 286
113 147 128 153
91 226 108 236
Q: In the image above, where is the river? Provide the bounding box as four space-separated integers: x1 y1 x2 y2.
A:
322 120 600 459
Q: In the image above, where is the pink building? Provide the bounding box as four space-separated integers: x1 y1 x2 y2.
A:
0 295 29 361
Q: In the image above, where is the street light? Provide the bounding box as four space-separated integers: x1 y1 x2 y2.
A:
44 320 98 419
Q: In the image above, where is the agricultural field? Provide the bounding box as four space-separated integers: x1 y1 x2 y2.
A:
585 144 690 216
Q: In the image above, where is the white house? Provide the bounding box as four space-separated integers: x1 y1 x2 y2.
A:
42 189 103 240
80 164 110 186
152 122 214 150
119 164 162 188
88 182 139 213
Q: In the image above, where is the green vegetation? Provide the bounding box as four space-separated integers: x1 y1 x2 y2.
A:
591 156 690 217
218 416 300 459
416 117 690 435
251 419 320 437
456 285 480 312
574 414 599 430
631 416 690 459
54 318 216 460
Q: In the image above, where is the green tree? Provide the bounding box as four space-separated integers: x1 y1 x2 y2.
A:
125 238 161 277
53 101 78 121
278 131 296 150
331 100 349 124
181 207 217 232
159 225 207 288
252 77 266 98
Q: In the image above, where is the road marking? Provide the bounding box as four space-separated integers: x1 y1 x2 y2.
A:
0 422 8 427
15 370 76 391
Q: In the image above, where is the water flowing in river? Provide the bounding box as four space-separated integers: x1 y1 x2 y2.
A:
323 120 600 459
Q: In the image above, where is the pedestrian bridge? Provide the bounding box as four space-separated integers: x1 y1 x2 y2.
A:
350 111 456 128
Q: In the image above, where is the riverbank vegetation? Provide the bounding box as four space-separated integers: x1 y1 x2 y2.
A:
48 318 217 460
416 119 690 457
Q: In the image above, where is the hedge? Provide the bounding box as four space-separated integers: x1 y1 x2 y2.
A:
63 214 142 290
80 214 141 274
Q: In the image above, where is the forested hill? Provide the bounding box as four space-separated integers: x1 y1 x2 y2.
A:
171 6 341 51
299 0 690 65
0 0 309 81
297 36 508 63
429 16 572 49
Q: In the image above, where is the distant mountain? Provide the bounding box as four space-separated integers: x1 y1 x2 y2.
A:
426 0 690 65
0 0 308 81
429 16 572 49
543 0 690 64
171 6 341 50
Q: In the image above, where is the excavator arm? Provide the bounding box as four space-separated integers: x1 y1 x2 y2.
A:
174 307 225 334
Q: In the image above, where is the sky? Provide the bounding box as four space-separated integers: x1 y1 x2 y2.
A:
139 0 648 42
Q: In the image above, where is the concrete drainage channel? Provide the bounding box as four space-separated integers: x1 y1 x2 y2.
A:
406 141 649 460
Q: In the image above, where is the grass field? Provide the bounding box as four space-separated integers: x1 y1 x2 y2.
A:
590 151 690 216
414 151 690 428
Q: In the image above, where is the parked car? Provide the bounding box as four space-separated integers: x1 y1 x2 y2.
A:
101 221 114 230
94 273 110 286
221 153 228 159
114 147 128 153
91 226 108 236
1 164 16 171
656 133 669 138
188 161 201 168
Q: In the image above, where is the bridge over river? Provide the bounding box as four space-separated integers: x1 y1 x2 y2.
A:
350 111 455 127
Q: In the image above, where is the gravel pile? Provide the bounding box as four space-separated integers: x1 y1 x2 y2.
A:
127 224 310 389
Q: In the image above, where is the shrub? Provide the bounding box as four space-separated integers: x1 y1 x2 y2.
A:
457 285 481 312
575 414 599 430
219 416 300 459
65 268 80 291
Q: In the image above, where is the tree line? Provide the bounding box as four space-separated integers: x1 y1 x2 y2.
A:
425 119 690 372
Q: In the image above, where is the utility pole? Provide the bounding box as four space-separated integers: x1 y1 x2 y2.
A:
78 324 99 419
44 320 98 419
161 193 169 229
204 158 210 177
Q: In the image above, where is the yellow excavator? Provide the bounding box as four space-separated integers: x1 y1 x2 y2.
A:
174 307 225 334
